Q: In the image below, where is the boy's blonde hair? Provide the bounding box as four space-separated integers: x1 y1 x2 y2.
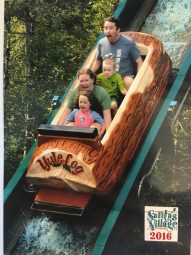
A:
102 58 116 69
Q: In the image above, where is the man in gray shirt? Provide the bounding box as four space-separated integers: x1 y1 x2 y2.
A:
91 16 143 90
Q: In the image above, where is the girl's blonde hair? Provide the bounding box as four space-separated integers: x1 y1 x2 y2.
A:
102 58 116 68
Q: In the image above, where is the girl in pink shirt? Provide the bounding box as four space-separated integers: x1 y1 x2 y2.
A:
65 90 105 136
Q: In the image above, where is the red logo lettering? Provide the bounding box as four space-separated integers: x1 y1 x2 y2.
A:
37 151 84 175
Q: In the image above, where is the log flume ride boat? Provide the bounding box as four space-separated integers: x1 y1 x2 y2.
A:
25 32 172 215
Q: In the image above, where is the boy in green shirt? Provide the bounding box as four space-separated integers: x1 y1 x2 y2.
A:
97 58 127 115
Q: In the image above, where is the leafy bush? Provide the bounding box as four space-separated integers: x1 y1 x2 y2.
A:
4 0 119 185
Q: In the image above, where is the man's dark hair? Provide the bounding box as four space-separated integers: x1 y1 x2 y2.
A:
104 16 120 30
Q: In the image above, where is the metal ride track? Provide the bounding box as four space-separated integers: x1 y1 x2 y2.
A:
4 0 191 254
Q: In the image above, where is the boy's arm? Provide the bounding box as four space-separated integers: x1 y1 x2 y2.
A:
120 88 128 95
118 74 128 95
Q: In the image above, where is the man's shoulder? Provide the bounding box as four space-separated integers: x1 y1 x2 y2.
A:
119 34 133 44
98 36 109 45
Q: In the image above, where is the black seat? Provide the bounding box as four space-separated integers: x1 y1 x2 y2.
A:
38 124 98 139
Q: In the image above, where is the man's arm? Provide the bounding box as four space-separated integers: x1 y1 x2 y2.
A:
136 56 143 72
58 108 72 125
91 59 102 73
103 109 112 130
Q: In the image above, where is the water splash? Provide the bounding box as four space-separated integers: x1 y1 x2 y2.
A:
141 0 191 66
15 216 98 255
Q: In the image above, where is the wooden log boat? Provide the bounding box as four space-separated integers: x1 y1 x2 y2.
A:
25 32 172 211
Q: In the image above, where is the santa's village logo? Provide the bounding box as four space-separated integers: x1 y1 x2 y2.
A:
144 206 178 242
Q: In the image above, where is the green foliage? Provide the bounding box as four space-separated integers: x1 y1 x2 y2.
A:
4 0 119 185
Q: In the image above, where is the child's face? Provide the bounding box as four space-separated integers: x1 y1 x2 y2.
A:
79 95 91 112
102 63 115 78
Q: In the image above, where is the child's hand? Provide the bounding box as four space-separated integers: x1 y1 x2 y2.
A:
121 88 128 95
